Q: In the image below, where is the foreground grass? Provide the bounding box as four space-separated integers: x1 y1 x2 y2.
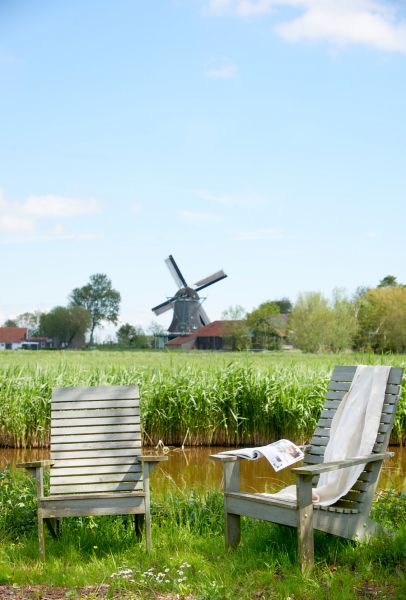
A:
1 468 405 598
2 515 406 599
1 350 405 447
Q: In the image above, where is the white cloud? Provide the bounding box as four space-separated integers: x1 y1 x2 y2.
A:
0 213 34 233
132 202 142 214
204 57 238 78
22 195 99 218
0 190 100 242
196 189 266 208
233 227 286 240
177 210 223 224
205 0 406 53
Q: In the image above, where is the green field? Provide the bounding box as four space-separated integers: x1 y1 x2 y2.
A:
0 350 405 448
0 465 405 599
1 350 405 598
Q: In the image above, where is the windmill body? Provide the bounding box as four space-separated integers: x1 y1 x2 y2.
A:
152 255 227 336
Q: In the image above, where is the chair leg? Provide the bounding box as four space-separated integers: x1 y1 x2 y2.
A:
143 462 152 551
225 513 241 548
38 510 45 560
145 510 152 551
45 518 61 539
297 474 314 574
134 514 145 541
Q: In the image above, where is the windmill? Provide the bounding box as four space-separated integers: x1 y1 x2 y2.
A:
152 255 227 336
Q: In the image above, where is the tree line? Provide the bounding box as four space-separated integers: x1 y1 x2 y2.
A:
222 275 406 353
4 274 121 348
4 273 406 353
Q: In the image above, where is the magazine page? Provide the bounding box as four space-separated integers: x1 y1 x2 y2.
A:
257 439 304 472
214 447 261 460
213 439 304 470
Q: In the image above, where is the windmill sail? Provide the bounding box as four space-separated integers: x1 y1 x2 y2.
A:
165 255 187 288
198 305 210 327
195 270 227 292
152 298 175 316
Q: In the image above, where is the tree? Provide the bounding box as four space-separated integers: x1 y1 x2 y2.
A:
272 298 292 314
356 286 406 352
221 305 250 350
117 323 148 348
329 289 357 352
289 290 359 353
40 306 91 348
246 301 283 350
15 311 42 335
289 292 334 353
147 321 167 336
3 312 42 334
69 273 121 344
3 319 17 327
377 275 398 288
221 305 247 320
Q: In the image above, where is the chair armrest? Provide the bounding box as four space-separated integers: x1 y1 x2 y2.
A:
16 461 55 469
209 454 240 463
292 452 392 476
139 455 168 477
138 455 168 463
16 460 54 499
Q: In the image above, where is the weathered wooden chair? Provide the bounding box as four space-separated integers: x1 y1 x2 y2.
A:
18 385 166 559
210 366 403 572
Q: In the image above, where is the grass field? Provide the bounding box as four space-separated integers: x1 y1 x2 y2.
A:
0 350 405 447
0 466 405 599
1 351 405 598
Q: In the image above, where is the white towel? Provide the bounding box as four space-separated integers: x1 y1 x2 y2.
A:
266 365 390 507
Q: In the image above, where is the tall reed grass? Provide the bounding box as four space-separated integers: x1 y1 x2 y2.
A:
0 351 405 447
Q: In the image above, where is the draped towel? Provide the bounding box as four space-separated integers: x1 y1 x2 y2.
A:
265 365 391 507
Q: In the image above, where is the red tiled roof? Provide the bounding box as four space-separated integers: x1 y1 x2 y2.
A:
191 320 232 337
167 334 195 346
0 327 28 343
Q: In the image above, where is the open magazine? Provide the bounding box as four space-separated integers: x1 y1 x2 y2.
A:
215 439 304 472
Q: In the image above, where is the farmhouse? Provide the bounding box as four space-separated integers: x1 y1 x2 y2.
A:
0 327 52 350
167 320 243 350
167 314 289 351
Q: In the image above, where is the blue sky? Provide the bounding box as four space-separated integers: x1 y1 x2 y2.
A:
1 0 406 339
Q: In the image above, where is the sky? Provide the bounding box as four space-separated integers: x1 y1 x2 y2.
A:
1 0 406 340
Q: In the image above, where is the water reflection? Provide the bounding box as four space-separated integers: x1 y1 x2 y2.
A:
1 446 405 494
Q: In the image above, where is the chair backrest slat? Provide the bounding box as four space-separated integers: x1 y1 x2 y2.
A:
50 385 142 496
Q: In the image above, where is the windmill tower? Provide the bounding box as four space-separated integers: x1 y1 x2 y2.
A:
152 255 227 336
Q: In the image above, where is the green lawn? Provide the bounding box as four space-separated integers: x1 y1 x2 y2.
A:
1 351 405 598
1 469 405 599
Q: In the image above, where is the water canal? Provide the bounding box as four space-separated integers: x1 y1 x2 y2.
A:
2 446 405 495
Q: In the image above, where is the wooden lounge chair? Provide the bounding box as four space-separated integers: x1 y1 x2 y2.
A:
18 385 166 559
210 366 403 572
